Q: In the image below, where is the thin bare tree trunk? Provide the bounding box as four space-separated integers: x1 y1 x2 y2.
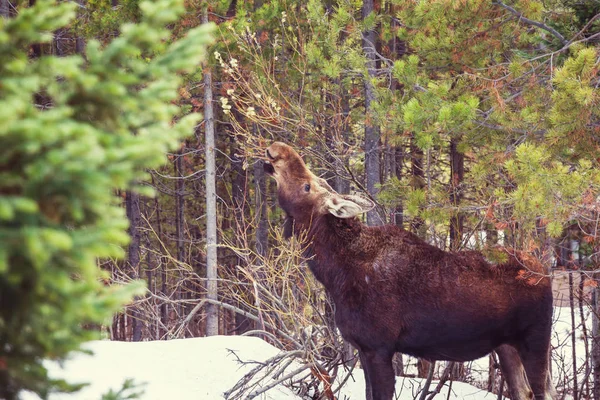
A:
579 261 591 399
362 0 382 226
391 144 404 228
0 0 9 18
203 6 218 337
253 133 268 335
570 270 579 400
173 153 186 322
75 0 86 55
410 138 425 234
126 190 143 341
230 125 252 334
449 137 464 251
149 175 168 338
412 136 428 378
254 154 268 259
144 215 155 340
593 286 600 400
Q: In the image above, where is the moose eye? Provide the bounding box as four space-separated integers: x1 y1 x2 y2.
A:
304 184 311 192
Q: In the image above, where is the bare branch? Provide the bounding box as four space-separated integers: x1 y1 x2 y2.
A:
492 0 568 46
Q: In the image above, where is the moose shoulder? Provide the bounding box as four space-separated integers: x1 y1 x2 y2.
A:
263 142 556 400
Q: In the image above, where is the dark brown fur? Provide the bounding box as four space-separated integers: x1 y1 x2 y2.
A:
264 142 555 400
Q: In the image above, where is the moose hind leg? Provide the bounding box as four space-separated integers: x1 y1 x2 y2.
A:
546 373 558 400
495 344 534 400
517 330 554 400
361 350 395 400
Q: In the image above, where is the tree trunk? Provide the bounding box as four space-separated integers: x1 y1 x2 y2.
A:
0 0 9 18
449 137 464 250
29 0 40 59
569 270 579 400
126 190 143 341
174 152 186 322
579 259 591 399
410 137 425 234
254 153 268 259
75 0 87 55
362 0 382 227
144 221 155 340
203 6 218 336
253 134 268 335
229 127 253 335
393 145 404 228
417 359 432 379
593 286 600 400
150 175 168 339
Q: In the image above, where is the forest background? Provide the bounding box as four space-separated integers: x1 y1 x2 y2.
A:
1 0 600 399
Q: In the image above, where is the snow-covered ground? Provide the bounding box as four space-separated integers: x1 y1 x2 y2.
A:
22 305 589 400
22 335 501 400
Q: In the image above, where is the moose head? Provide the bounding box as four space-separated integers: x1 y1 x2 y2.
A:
264 142 374 232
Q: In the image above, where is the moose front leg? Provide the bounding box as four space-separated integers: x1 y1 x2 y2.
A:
360 349 395 400
359 351 373 400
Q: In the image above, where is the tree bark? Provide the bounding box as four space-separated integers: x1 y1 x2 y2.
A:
449 137 464 250
593 286 600 400
579 259 591 399
75 0 87 56
203 6 218 336
174 153 186 322
569 270 579 400
229 127 252 334
254 153 268 259
0 0 9 18
151 175 168 339
126 190 143 341
410 137 425 234
362 0 383 226
253 132 268 335
144 221 154 340
393 145 404 228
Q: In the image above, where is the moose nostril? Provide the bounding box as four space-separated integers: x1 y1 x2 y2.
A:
266 149 274 160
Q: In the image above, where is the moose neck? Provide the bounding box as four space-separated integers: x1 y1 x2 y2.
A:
296 213 368 303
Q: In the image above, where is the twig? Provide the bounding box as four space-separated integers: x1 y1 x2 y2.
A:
426 362 454 400
241 330 285 349
418 362 436 400
225 350 305 399
174 298 297 344
247 364 313 399
492 1 568 46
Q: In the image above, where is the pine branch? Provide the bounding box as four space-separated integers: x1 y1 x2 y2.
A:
492 0 568 46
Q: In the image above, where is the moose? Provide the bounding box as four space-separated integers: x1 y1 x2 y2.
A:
263 142 556 400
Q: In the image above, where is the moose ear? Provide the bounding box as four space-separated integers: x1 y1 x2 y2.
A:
325 194 375 218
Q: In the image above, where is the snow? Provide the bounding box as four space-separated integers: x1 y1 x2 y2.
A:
21 336 297 400
22 334 501 400
21 306 588 399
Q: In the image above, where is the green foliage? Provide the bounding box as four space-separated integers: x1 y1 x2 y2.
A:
548 47 600 157
503 143 598 237
75 0 142 43
0 0 213 398
101 379 146 400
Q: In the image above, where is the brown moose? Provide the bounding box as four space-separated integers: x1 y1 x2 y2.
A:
264 142 556 400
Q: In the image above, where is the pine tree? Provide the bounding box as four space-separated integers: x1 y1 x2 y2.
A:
0 0 213 397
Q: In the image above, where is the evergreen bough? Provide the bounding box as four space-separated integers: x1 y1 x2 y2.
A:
0 1 213 398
